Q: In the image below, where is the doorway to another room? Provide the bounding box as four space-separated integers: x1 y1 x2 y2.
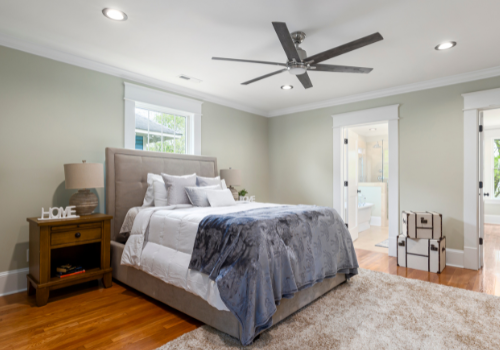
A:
345 123 389 254
333 105 399 257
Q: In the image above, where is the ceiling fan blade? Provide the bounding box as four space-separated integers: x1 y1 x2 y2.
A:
212 57 287 67
296 72 313 89
241 69 287 85
272 22 301 62
305 32 383 64
311 64 373 74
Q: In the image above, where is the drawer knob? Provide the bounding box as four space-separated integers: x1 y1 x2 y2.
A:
75 232 81 238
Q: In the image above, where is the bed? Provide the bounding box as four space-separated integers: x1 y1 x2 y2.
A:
106 147 356 345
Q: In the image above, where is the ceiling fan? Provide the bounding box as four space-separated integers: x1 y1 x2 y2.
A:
213 22 383 89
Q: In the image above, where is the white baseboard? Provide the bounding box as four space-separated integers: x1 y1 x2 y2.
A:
370 216 381 226
0 268 28 297
446 249 464 268
485 215 500 224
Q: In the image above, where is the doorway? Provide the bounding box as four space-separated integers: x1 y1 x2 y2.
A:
333 105 399 257
344 122 389 254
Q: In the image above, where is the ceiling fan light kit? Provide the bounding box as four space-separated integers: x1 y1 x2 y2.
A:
213 22 383 89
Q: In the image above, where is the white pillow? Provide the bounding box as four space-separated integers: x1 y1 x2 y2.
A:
196 175 221 188
143 173 164 207
221 179 227 190
206 189 236 207
153 180 168 206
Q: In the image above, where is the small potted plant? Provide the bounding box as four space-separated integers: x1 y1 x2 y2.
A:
238 189 248 201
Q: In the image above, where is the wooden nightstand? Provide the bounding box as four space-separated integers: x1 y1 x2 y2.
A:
26 213 113 306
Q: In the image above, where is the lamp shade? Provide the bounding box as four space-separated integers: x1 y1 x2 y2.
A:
220 169 241 187
64 162 104 189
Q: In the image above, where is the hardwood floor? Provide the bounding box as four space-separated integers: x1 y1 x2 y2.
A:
1 225 499 349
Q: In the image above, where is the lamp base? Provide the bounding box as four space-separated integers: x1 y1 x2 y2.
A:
69 189 98 216
228 186 239 201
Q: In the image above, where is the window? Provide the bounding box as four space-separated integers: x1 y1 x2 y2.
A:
492 139 500 198
134 107 187 154
124 82 202 155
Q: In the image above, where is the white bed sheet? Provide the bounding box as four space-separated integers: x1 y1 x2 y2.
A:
121 202 280 311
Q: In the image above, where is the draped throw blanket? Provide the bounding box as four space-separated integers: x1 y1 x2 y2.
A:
188 205 359 346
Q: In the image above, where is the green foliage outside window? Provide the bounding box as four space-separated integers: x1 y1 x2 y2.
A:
138 108 186 154
494 139 500 197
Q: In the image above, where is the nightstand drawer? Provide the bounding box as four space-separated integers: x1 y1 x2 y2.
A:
51 227 102 246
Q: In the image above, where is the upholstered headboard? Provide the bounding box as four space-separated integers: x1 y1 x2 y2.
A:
105 147 218 240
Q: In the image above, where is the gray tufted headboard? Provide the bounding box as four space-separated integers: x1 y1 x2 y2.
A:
105 147 218 240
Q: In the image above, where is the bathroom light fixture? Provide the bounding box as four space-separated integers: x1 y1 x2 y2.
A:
102 8 128 21
435 41 456 50
281 85 293 90
369 128 377 131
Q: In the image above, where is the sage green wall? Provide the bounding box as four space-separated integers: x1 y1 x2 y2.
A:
0 45 269 273
269 76 500 250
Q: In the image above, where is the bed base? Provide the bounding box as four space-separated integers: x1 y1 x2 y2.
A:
111 241 346 341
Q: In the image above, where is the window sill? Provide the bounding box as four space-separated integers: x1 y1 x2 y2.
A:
484 199 500 205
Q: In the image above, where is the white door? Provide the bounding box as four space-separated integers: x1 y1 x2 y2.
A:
344 129 359 241
478 112 484 268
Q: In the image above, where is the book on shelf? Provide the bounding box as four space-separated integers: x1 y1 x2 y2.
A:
56 264 84 277
59 270 85 278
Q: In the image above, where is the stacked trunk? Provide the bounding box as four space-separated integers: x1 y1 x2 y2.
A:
398 211 446 273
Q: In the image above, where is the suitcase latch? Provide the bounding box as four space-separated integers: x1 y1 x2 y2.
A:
430 245 438 251
421 218 428 224
398 241 405 247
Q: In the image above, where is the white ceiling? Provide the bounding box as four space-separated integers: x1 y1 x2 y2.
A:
349 123 388 137
1 0 500 116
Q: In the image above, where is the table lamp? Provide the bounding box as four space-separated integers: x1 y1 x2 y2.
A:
64 160 104 216
220 168 241 200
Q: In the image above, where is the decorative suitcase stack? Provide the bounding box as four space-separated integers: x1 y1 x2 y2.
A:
398 211 446 273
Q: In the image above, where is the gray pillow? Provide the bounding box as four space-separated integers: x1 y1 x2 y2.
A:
161 173 197 205
196 175 221 188
185 185 221 207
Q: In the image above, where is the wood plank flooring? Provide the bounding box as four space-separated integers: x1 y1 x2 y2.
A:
1 224 499 349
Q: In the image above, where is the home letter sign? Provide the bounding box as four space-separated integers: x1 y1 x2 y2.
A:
39 206 80 220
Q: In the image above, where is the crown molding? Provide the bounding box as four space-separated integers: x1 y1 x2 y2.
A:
3 33 500 119
0 33 268 117
268 65 500 117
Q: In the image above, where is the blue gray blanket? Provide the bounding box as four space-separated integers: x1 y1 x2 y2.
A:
188 205 358 345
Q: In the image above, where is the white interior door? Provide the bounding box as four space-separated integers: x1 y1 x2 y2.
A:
345 129 359 241
479 112 484 268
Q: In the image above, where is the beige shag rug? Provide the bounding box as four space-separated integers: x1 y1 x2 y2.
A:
156 269 500 350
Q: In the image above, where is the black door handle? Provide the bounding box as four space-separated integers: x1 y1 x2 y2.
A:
75 232 81 238
484 193 490 197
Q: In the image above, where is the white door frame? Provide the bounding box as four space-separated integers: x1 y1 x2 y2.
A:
332 104 400 257
462 87 500 270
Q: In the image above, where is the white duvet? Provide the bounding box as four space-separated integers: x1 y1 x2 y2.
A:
121 202 280 311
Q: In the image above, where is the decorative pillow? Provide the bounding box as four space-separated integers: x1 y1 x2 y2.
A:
142 173 164 207
196 175 221 188
153 180 168 206
185 185 221 207
206 189 236 207
161 173 197 205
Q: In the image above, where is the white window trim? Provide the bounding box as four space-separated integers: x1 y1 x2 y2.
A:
124 82 203 155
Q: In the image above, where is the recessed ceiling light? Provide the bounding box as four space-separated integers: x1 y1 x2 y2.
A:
102 8 128 21
369 128 377 131
281 85 293 90
435 41 456 50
